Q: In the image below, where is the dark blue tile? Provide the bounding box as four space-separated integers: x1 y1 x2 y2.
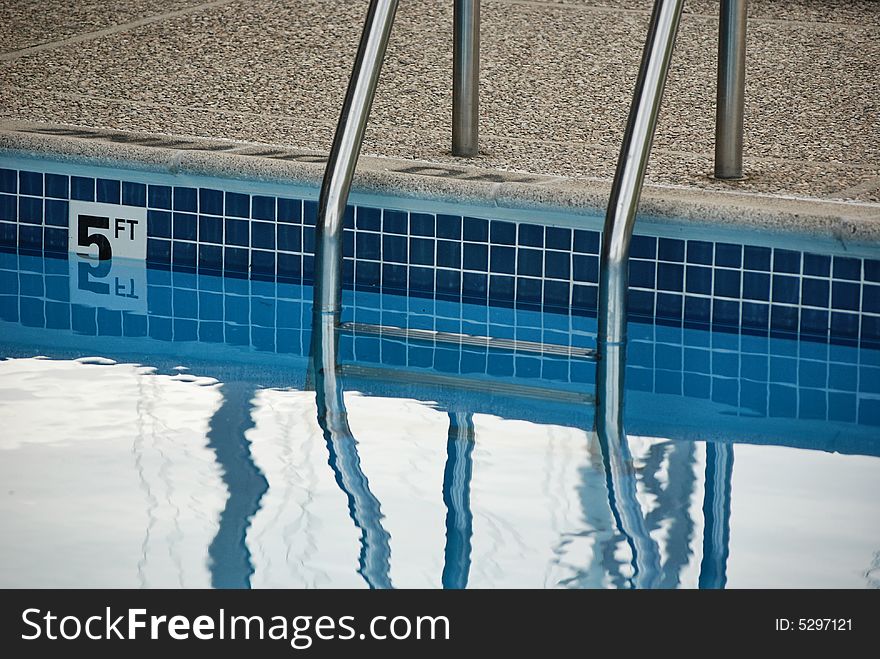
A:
0 169 15 193
801 278 829 308
354 260 380 288
195 215 220 244
148 184 171 209
409 266 434 292
250 296 275 327
543 280 570 309
862 315 880 345
832 281 860 311
198 244 223 271
772 275 799 304
303 200 318 226
518 223 544 248
490 220 516 245
72 305 97 335
573 254 598 283
863 284 880 314
147 210 171 239
768 384 797 418
630 234 656 259
172 318 198 341
799 308 828 337
685 265 711 295
251 222 275 250
488 274 515 301
518 248 543 277
573 229 599 254
437 214 461 240
118 181 146 207
18 197 42 224
833 256 861 281
224 247 249 273
19 171 43 196
18 225 42 249
658 238 685 262
713 299 739 327
172 212 197 241
383 234 408 264
20 297 45 328
803 253 830 277
278 224 301 253
742 301 769 331
657 262 683 292
70 177 95 204
410 212 434 237
302 255 314 280
410 237 435 266
251 196 275 221
714 268 741 298
770 305 799 334
44 227 67 253
684 296 711 325
545 227 571 250
629 259 655 288
47 202 74 232
773 248 801 274
865 260 880 283
743 245 771 271
171 186 197 212
515 277 541 306
194 188 222 216
383 263 407 290
225 192 250 218
436 239 460 268
740 271 769 301
714 243 742 268
463 216 488 242
147 239 171 265
350 207 376 232
278 253 302 281
686 240 713 265
172 241 196 269
543 250 569 279
0 195 16 222
436 269 461 298
383 209 408 234
46 301 71 330
96 178 120 204
147 285 172 315
628 289 654 317
463 242 487 271
225 295 250 324
251 250 275 279
656 293 683 321
173 288 198 319
148 316 172 341
45 173 69 199
225 218 249 246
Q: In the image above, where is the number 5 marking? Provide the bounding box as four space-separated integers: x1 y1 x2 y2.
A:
78 214 112 260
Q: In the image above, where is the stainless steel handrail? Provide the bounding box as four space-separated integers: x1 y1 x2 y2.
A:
714 0 747 179
453 0 480 156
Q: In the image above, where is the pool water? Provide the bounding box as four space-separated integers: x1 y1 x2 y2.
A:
1 252 878 589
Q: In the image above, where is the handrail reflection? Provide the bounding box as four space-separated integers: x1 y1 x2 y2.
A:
310 311 393 589
442 411 475 589
698 442 734 589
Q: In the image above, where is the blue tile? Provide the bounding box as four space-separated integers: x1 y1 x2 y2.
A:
832 281 860 311
172 241 196 269
828 392 856 423
72 305 97 335
743 245 771 271
224 247 249 273
407 212 434 237
226 192 250 218
543 280 570 309
147 285 172 316
302 255 314 279
96 178 120 204
172 212 197 241
194 188 222 216
383 209 408 234
0 169 15 193
686 240 713 265
18 225 42 249
741 271 769 301
251 250 275 279
833 256 861 281
19 171 43 196
119 181 146 207
44 227 67 253
20 297 45 327
714 243 742 268
349 206 377 232
463 216 488 242
862 315 880 345
770 305 799 334
803 253 830 277
773 248 801 274
859 399 880 426
18 197 42 224
768 384 797 418
383 234 408 264
173 288 198 319
45 301 71 330
518 224 544 248
303 200 318 226
516 277 543 307
683 372 712 399
172 318 197 341
714 268 741 298
278 253 302 281
45 173 69 199
573 229 599 255
410 266 435 292
251 196 275 221
545 227 571 250
146 239 171 265
148 184 171 209
20 272 43 296
684 296 711 324
436 269 461 298
40 199 67 229
434 239 460 269
656 293 683 321
225 218 249 246
685 265 711 295
194 215 220 244
383 263 407 290
198 244 223 271
224 294 250 324
800 308 829 336
865 260 880 283
223 322 248 346
628 289 654 317
801 278 829 308
657 262 683 292
629 259 655 288
147 210 172 239
277 224 301 253
0 196 16 222
799 360 828 388
543 250 569 279
630 234 656 259
148 316 172 341
436 214 461 240
572 254 598 283
489 220 515 245
463 242 487 271
487 273 514 301
798 389 827 420
713 299 740 327
772 275 799 304
863 284 880 314
251 222 275 250
517 248 543 277
658 238 685 262
354 260 380 288
410 237 435 266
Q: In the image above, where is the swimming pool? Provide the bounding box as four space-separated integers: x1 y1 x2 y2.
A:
0 154 878 588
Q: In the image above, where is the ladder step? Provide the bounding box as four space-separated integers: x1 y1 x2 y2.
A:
339 322 597 360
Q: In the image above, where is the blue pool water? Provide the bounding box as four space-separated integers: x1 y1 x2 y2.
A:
0 155 878 588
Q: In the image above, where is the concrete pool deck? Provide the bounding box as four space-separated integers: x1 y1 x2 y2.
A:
1 0 878 222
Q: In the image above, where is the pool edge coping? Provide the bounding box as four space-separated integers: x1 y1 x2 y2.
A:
2 119 879 245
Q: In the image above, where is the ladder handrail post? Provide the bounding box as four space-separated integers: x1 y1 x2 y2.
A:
714 0 747 179
452 0 480 156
